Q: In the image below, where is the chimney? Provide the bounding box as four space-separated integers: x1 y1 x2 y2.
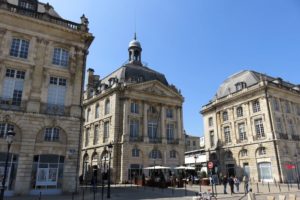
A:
87 68 94 88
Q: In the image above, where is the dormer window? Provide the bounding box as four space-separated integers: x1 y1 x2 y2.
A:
19 0 37 11
235 82 247 91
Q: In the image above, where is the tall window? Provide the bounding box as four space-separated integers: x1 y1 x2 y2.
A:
273 98 280 111
285 101 291 113
104 121 109 142
105 99 110 115
297 104 300 116
0 123 14 138
85 128 90 147
224 126 231 144
44 127 60 142
94 125 99 145
240 149 248 157
210 131 214 147
130 119 139 138
170 150 176 158
19 0 37 10
2 68 25 106
132 148 139 157
208 117 213 127
149 150 162 159
166 108 173 118
47 77 66 106
258 147 266 156
258 162 272 181
238 123 247 141
236 107 243 117
166 124 174 141
52 48 69 67
130 102 139 114
86 109 90 122
252 100 261 113
95 104 99 118
10 38 29 59
222 111 228 122
275 117 283 133
255 119 265 138
148 122 158 139
288 119 295 135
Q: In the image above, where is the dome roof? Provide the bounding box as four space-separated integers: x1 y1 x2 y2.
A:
129 39 141 48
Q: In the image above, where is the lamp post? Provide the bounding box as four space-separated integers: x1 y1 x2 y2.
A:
294 154 300 190
107 142 113 199
0 129 15 200
194 154 198 185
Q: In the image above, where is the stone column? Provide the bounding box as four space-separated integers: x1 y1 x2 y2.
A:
143 103 148 142
122 100 129 142
177 107 182 139
161 106 166 143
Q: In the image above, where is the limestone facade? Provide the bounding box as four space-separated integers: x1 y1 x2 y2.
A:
81 37 185 184
0 0 93 195
201 70 300 183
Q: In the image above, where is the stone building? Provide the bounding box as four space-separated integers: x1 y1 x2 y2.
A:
185 133 200 152
201 70 300 183
0 0 93 195
81 35 185 184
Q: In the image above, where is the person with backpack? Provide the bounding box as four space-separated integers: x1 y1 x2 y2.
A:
228 176 235 194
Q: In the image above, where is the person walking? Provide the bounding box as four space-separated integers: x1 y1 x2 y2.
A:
222 175 228 194
228 176 235 194
243 175 249 194
234 176 240 193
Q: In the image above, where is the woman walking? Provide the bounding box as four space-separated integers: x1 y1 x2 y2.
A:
234 176 240 193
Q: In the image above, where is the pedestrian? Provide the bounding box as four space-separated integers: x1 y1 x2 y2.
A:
234 176 240 193
228 176 235 194
222 175 228 194
243 175 249 194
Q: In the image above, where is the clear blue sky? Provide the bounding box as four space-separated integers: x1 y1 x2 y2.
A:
46 0 300 137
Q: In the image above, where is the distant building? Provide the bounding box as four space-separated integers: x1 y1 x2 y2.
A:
201 70 300 183
185 133 200 152
81 35 185 184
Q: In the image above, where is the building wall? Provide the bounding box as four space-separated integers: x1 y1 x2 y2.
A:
0 2 92 195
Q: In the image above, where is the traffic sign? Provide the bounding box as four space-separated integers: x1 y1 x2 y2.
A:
208 161 214 169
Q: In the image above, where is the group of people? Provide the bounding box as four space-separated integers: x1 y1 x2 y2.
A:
221 175 249 194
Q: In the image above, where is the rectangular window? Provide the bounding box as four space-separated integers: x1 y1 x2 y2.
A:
210 131 214 147
273 98 280 111
130 119 139 138
275 117 283 133
288 119 295 135
20 0 36 10
238 123 247 141
47 77 66 106
85 128 90 147
10 38 29 59
253 100 261 113
130 102 139 114
104 121 109 143
0 123 14 138
86 109 90 122
148 122 158 139
255 118 265 138
2 68 25 106
52 48 69 67
297 104 300 116
166 124 174 141
208 117 213 127
94 125 99 145
132 149 139 157
95 105 99 118
166 108 173 118
224 126 231 144
44 128 59 142
285 101 291 113
193 141 196 146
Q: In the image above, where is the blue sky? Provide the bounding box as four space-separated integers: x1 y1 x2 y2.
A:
46 0 300 137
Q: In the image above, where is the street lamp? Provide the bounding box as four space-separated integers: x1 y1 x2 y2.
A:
107 142 113 199
0 129 16 200
194 154 198 185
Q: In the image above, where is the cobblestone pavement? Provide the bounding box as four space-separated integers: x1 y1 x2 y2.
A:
5 182 300 200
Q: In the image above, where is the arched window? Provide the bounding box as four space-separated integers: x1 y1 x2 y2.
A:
132 148 140 157
240 149 248 157
225 151 233 160
95 104 99 118
149 150 162 159
222 111 228 121
0 122 14 139
257 147 266 156
236 107 243 117
105 99 110 115
86 108 91 122
44 127 60 142
170 150 176 158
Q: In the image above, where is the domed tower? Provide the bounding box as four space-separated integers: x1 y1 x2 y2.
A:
128 33 142 65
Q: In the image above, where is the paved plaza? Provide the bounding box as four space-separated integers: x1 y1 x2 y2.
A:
5 182 300 200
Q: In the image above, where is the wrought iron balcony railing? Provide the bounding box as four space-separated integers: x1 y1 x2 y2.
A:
0 97 25 111
149 137 162 144
278 133 289 140
129 136 143 142
167 138 179 144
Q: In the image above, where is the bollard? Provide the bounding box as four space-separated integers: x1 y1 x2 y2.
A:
39 191 42 200
256 183 259 193
288 182 290 191
185 181 187 196
278 183 281 192
274 178 277 187
214 184 217 197
268 182 270 192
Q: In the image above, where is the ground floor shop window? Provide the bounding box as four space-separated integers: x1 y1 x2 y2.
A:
0 153 18 190
31 155 64 190
258 162 272 182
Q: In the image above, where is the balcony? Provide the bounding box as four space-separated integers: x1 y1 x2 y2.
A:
129 136 143 142
0 97 25 111
149 137 162 144
41 103 65 116
237 138 248 143
167 138 179 145
253 135 266 141
0 1 85 31
278 133 289 140
292 135 300 141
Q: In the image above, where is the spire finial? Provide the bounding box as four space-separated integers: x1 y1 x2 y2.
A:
134 32 137 40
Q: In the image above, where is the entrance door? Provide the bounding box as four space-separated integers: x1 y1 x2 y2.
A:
243 163 250 177
226 164 235 177
258 162 272 182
